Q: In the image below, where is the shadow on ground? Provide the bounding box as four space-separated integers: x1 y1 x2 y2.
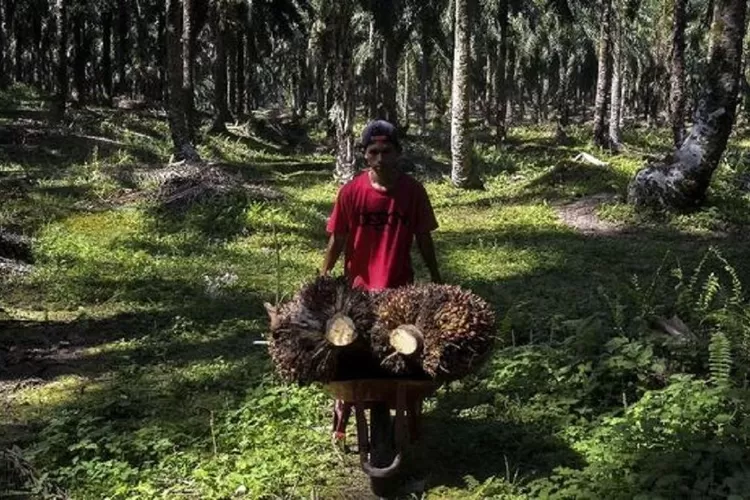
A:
421 408 583 491
431 224 750 338
0 110 161 171
0 285 268 385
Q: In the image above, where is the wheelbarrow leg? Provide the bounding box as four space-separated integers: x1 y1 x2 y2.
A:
394 385 408 448
408 399 423 443
354 402 369 463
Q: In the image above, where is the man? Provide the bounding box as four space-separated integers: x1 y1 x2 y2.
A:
321 119 442 289
320 119 442 445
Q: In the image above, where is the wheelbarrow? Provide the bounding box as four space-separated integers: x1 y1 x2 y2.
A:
323 378 439 497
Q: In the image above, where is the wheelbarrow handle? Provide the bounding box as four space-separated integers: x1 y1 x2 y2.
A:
355 402 402 479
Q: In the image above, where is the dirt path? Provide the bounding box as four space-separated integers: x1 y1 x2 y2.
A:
553 193 625 235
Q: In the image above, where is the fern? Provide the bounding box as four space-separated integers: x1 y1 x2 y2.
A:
713 248 743 307
598 286 626 334
628 251 674 322
676 249 711 321
709 332 732 387
698 272 721 316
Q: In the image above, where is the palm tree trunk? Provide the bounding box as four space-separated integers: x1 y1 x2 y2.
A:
434 70 446 119
541 72 550 122
495 0 509 144
298 49 308 118
312 16 328 121
4 0 16 87
228 30 236 112
609 16 623 152
418 27 431 134
593 0 612 147
166 0 201 162
670 0 687 147
620 61 628 130
73 13 86 106
33 9 45 86
39 20 49 89
52 0 67 121
157 5 167 102
367 18 379 119
507 46 517 124
102 10 113 105
209 0 232 133
381 37 399 126
628 0 747 210
0 0 6 89
330 1 356 183
484 43 494 126
13 20 21 83
244 32 255 111
315 60 325 119
451 0 482 189
236 30 245 116
402 57 409 126
373 0 400 128
134 0 150 99
325 59 335 137
556 47 575 144
116 0 129 96
182 0 196 140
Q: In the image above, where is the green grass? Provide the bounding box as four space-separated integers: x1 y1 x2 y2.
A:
3 92 750 499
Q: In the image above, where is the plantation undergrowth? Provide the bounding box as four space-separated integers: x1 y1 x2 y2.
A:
3 85 750 498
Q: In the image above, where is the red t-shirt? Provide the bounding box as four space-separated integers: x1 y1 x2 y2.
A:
326 171 438 291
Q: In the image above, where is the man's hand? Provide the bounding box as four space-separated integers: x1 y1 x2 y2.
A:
321 232 347 276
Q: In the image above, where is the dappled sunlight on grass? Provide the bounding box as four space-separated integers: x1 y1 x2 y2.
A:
8 375 96 421
436 204 563 232
443 245 566 281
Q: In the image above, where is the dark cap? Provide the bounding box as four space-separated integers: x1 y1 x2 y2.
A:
360 120 400 150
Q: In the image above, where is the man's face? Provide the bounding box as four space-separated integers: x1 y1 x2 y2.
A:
365 140 399 176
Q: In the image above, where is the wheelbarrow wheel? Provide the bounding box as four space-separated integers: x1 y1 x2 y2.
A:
368 402 399 497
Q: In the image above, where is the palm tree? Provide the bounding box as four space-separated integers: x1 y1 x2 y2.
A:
609 0 623 151
52 0 68 121
0 0 6 89
451 0 482 189
542 0 586 144
363 0 423 130
593 0 612 148
209 0 233 134
102 7 113 105
628 0 747 209
669 0 687 146
323 0 357 182
166 0 201 162
494 0 510 143
413 0 449 133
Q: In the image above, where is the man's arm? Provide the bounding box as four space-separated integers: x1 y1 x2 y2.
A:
415 232 442 283
321 232 347 276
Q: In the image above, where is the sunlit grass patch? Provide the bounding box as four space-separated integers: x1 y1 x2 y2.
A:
9 375 100 421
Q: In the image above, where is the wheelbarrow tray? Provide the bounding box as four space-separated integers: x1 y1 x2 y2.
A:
323 378 439 406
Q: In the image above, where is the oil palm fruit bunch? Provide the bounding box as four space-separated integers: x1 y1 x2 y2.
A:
422 284 496 380
371 284 496 381
264 275 380 384
370 286 429 377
